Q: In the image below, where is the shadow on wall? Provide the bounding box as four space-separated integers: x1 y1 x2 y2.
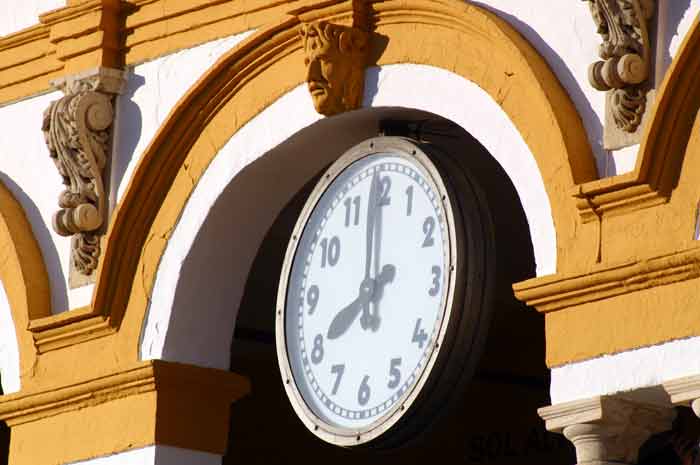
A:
468 1 609 176
0 172 67 313
110 71 145 205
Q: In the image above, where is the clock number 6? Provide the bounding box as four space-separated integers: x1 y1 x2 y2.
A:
358 375 371 406
311 334 324 364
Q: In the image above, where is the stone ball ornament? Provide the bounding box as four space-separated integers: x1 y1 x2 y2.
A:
276 136 495 447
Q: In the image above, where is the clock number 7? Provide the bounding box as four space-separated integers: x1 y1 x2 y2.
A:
331 364 345 395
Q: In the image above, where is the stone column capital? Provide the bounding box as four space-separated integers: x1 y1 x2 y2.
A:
540 395 675 464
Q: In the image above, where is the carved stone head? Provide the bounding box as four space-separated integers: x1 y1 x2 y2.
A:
300 21 368 116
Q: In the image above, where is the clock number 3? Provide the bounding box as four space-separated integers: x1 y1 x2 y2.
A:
311 334 324 364
429 266 441 296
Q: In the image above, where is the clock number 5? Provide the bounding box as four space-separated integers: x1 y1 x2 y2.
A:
358 375 371 406
388 357 402 389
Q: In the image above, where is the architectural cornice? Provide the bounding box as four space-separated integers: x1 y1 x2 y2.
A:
514 246 700 313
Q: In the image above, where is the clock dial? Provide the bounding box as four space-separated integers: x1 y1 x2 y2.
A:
279 144 456 440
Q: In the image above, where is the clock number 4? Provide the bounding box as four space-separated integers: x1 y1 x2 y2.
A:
320 236 340 267
311 334 324 364
412 319 428 349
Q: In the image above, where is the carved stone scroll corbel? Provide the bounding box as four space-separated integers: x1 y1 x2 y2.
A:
42 67 126 284
583 0 655 137
300 0 370 116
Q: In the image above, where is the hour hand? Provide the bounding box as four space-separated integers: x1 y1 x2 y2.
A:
327 279 373 340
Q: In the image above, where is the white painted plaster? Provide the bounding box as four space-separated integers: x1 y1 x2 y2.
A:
0 0 65 37
551 336 700 404
475 0 699 177
112 30 255 204
0 283 20 394
140 64 554 368
0 90 79 313
67 446 221 465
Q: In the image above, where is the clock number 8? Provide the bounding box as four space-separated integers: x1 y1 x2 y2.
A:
311 334 324 364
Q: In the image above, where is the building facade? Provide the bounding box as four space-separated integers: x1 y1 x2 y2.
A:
0 0 699 464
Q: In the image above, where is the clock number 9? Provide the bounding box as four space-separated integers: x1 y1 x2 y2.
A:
306 285 319 315
358 375 371 406
311 334 324 364
320 236 341 267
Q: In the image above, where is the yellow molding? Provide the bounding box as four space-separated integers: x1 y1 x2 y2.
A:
0 360 250 464
0 180 51 386
514 246 700 313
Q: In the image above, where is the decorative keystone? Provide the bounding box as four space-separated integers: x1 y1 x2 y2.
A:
42 67 126 283
582 0 655 135
299 0 370 116
540 395 674 465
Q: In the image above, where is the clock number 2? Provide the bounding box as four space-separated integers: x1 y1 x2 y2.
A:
311 334 324 364
358 375 371 406
422 216 435 247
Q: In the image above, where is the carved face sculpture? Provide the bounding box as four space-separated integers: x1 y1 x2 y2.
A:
300 21 367 116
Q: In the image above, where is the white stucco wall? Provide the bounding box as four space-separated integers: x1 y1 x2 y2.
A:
68 446 220 465
0 0 64 37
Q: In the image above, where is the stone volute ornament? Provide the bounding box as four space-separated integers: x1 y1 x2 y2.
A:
300 18 369 116
583 0 655 133
42 68 126 282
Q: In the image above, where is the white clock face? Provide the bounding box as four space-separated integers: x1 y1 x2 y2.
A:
278 143 456 443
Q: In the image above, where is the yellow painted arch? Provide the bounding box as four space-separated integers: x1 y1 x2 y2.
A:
0 180 50 386
95 0 598 355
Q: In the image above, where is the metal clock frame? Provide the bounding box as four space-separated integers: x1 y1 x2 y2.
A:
275 135 494 448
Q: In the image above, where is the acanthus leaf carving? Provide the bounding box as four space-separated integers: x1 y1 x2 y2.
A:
42 68 125 279
583 0 655 133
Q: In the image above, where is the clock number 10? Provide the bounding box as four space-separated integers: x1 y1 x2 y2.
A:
320 236 340 267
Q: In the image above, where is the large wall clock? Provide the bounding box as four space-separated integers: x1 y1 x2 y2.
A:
276 136 494 447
